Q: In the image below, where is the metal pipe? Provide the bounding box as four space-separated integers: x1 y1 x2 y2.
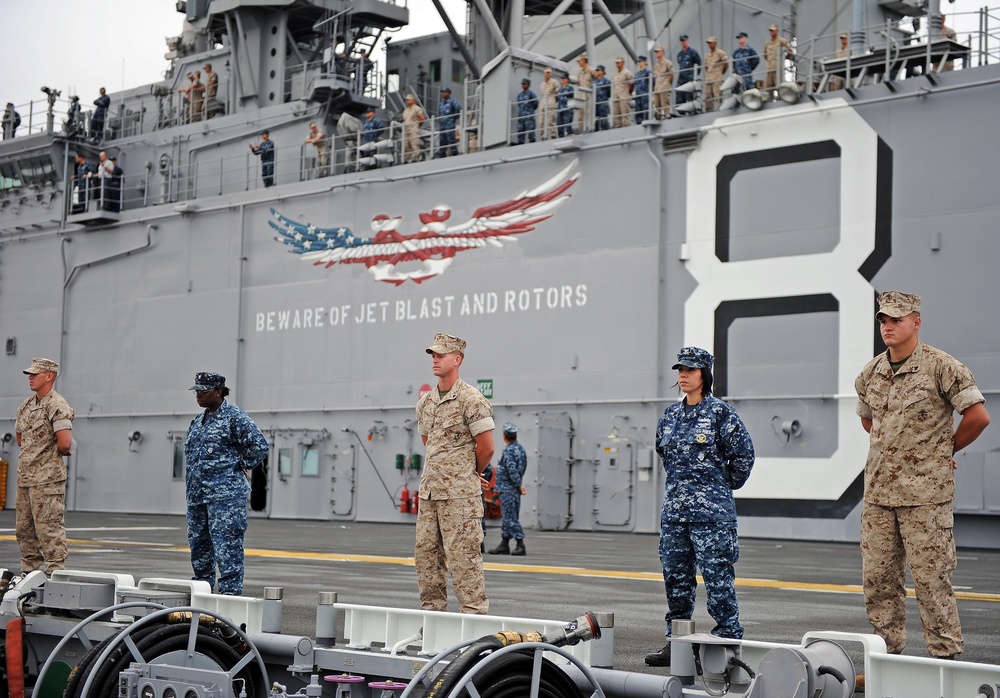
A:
429 0 481 79
582 0 597 62
559 665 683 698
928 0 942 41
315 591 338 643
641 0 659 46
509 0 524 48
592 0 639 61
561 11 644 63
471 0 510 52
851 0 865 55
523 0 577 53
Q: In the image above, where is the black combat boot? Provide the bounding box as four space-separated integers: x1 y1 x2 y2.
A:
488 538 511 554
644 643 671 667
512 539 526 556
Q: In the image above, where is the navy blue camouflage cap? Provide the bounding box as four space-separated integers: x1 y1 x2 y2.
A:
638 55 648 61
190 372 227 391
736 31 748 38
440 86 452 94
503 422 518 435
521 78 531 85
671 346 714 370
679 34 689 41
596 64 606 71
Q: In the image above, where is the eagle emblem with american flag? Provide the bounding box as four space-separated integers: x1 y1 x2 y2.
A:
269 160 579 285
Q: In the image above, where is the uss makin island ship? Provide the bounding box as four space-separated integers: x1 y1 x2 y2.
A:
0 0 998 548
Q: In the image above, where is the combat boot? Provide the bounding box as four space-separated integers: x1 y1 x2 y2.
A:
512 539 526 556
644 644 671 667
489 538 511 555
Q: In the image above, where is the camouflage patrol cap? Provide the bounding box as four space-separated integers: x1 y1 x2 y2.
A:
671 346 714 370
679 34 689 41
503 422 518 435
190 372 227 391
426 333 467 356
707 37 718 44
23 358 59 375
653 45 665 52
876 291 921 318
736 32 748 39
769 23 779 31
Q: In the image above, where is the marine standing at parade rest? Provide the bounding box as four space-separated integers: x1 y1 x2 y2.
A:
15 358 74 575
436 87 462 158
538 68 558 139
305 121 329 177
645 347 755 667
593 65 612 131
651 46 674 119
415 333 495 613
611 57 634 127
576 54 599 132
556 74 575 137
633 55 651 124
731 32 760 91
249 130 275 187
184 372 269 595
675 35 702 106
487 423 528 556
402 94 426 163
203 63 219 117
703 38 729 111
855 292 990 660
515 78 538 144
763 23 793 92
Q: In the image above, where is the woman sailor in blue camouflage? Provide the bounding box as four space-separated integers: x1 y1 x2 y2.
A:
645 347 755 667
185 372 269 595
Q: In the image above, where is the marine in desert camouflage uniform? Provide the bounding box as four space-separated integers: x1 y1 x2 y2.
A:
856 291 990 659
645 346 755 667
415 333 495 614
185 372 269 595
15 358 74 575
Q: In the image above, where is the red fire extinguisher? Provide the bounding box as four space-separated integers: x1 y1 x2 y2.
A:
411 489 419 515
400 485 411 514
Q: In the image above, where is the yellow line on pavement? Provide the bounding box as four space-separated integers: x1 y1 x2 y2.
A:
4 536 998 603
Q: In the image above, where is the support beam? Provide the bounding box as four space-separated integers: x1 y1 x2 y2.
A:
523 0 577 53
592 0 639 62
560 10 644 63
429 0 482 79
641 0 658 45
472 0 511 53
582 0 596 61
510 0 525 48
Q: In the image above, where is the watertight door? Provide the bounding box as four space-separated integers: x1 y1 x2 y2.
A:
532 413 573 531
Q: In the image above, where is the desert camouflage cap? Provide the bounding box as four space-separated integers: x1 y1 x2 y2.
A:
707 36 718 44
23 358 59 375
769 23 779 31
671 346 714 370
502 422 518 435
876 291 921 318
190 372 227 391
426 333 467 355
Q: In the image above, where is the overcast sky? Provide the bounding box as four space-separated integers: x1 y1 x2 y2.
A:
1 0 987 113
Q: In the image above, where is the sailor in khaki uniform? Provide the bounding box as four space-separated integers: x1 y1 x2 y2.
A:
651 45 674 119
611 57 634 127
763 23 793 91
415 333 495 613
15 358 74 575
576 54 599 132
703 37 729 111
855 292 991 659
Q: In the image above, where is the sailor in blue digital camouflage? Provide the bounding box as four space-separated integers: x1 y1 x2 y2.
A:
856 291 991 658
646 347 755 667
556 74 575 137
15 358 74 575
515 79 538 144
435 87 462 158
593 66 611 131
487 423 528 556
675 35 702 106
185 372 269 595
415 333 495 613
633 56 651 124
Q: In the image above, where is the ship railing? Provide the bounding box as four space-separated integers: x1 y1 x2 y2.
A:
66 171 124 217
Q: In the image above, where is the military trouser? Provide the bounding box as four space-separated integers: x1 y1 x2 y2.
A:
516 116 536 144
498 490 525 540
556 110 573 137
659 520 743 639
415 496 488 614
594 108 609 131
633 96 649 124
653 84 671 119
16 483 67 574
404 127 422 163
187 497 249 595
436 129 458 158
861 501 962 657
612 97 631 127
541 101 557 139
704 81 721 111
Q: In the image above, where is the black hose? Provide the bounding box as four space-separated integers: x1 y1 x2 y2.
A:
817 664 849 687
408 638 581 698
63 621 262 698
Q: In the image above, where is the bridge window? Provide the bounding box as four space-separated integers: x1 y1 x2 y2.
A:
0 161 21 190
18 155 57 185
429 59 442 84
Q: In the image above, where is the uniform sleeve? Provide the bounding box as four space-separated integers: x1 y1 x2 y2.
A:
654 410 671 461
855 369 874 420
415 395 430 436
504 446 525 489
49 398 75 433
233 411 269 468
939 360 985 415
749 49 760 70
718 405 755 490
464 390 495 436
